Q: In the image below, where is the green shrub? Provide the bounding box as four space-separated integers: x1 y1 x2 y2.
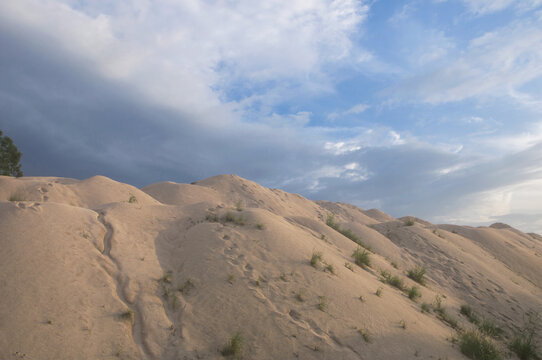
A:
318 296 327 311
222 212 245 225
344 262 354 271
352 247 371 268
205 213 219 222
8 192 25 201
326 213 370 249
510 313 540 360
460 305 480 325
407 266 426 286
128 195 137 203
221 332 243 358
326 213 340 230
511 336 540 360
479 319 503 338
404 219 415 226
460 330 501 360
358 328 372 343
256 223 265 230
380 270 404 290
310 252 323 268
119 310 134 324
421 302 431 313
375 287 383 297
408 286 421 301
178 279 195 294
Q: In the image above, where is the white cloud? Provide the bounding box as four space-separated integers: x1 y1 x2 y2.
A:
344 103 370 115
392 19 542 104
454 0 542 15
0 0 369 121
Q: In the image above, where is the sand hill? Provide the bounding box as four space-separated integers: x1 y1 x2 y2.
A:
1 174 541 360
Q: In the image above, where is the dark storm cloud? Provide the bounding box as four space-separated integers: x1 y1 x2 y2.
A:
0 23 327 187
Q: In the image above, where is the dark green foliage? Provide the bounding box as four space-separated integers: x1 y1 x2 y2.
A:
404 219 415 226
407 266 426 286
0 130 23 177
460 330 501 360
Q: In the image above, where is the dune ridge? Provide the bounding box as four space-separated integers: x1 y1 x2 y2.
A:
1 174 541 360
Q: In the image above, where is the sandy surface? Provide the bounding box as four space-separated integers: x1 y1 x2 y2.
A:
1 174 540 359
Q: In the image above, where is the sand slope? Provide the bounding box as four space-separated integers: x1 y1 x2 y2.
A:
1 174 541 360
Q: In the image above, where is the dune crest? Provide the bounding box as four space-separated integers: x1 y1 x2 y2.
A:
1 174 541 360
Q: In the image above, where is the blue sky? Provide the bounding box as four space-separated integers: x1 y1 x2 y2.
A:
2 0 542 232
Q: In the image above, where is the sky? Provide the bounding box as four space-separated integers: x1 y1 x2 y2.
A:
2 0 542 233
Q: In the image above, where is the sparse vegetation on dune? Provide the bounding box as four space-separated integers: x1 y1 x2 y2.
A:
310 251 322 268
379 270 404 290
222 211 245 225
510 313 541 360
460 330 501 360
408 286 421 301
221 332 243 358
352 246 371 268
407 265 426 286
326 213 371 249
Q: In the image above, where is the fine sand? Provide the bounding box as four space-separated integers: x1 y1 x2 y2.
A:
1 174 541 359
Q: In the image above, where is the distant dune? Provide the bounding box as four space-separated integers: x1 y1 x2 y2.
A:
1 174 541 360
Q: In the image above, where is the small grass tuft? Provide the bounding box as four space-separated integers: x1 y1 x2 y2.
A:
421 302 431 313
221 332 243 358
222 212 245 225
344 262 354 272
460 304 480 325
460 330 501 360
295 291 305 302
318 296 327 312
352 247 371 269
479 319 503 338
379 270 404 290
119 310 134 324
404 218 415 226
160 272 172 284
227 274 235 284
310 251 323 268
205 213 219 222
375 287 383 297
407 265 426 285
324 264 335 275
128 195 137 203
399 320 407 329
358 328 372 343
235 200 243 212
8 192 25 202
178 279 195 294
256 223 265 230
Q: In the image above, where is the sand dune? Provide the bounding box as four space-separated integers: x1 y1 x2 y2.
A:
1 174 540 360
